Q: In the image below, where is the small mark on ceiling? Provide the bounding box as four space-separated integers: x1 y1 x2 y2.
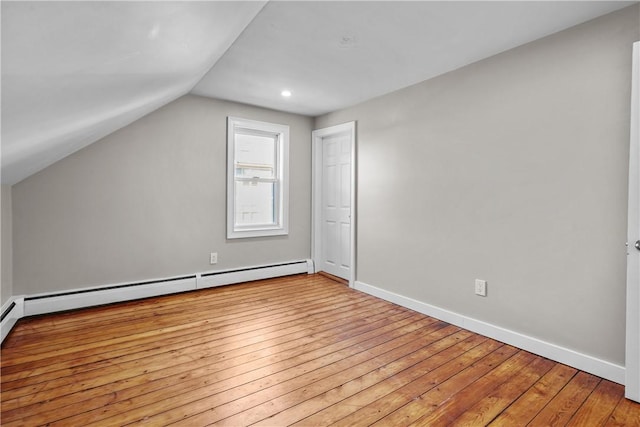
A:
338 32 358 48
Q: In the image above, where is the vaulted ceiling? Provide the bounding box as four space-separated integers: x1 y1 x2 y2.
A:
1 1 636 184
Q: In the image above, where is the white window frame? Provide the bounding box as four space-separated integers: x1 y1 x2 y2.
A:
227 116 289 239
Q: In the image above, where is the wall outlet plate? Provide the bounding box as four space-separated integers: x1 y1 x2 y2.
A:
210 252 218 265
475 279 487 297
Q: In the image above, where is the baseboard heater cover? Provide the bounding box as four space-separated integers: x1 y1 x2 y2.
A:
0 259 313 345
1 301 16 322
23 276 198 317
197 260 312 289
1 298 24 343
24 275 197 301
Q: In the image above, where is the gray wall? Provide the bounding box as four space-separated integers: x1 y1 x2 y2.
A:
12 95 312 294
315 5 639 366
1 185 12 305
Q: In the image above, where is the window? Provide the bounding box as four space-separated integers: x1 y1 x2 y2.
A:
227 117 289 239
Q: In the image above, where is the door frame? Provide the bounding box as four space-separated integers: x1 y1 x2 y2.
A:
312 121 357 287
626 41 639 402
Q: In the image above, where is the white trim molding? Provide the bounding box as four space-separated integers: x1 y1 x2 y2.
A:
227 116 290 239
0 259 312 345
355 280 626 385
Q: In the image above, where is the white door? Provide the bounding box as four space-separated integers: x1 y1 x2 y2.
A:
626 41 640 403
312 122 356 283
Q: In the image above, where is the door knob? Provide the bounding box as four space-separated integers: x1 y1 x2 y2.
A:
636 240 640 251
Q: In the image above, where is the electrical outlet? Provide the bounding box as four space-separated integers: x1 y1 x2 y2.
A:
475 279 487 297
210 252 218 265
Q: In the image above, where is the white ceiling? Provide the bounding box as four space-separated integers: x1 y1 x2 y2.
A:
1 1 636 185
193 0 637 116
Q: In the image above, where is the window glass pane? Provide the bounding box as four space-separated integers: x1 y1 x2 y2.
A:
235 133 276 179
234 180 276 226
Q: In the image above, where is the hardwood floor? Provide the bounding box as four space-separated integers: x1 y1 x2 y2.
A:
1 274 639 426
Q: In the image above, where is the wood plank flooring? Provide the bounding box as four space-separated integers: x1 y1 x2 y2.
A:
1 274 639 426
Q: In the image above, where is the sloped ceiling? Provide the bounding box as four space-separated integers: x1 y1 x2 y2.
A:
1 1 267 184
1 1 636 185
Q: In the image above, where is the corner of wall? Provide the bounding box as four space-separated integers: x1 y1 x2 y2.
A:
1 184 13 306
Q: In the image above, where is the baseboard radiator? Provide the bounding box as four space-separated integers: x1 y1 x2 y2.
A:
0 259 313 343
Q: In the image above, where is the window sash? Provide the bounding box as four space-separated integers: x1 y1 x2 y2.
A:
233 179 280 229
234 131 278 180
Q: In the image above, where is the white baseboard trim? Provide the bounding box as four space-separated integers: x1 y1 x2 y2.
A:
355 280 626 385
0 259 312 345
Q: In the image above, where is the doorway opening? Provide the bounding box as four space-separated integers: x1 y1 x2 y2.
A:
312 122 356 286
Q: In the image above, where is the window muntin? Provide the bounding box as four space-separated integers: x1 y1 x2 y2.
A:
227 117 289 238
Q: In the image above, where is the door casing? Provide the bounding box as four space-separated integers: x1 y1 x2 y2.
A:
312 122 356 287
626 41 640 403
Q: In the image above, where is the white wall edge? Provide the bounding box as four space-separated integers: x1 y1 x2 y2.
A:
1 259 312 345
355 280 626 385
625 40 640 402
